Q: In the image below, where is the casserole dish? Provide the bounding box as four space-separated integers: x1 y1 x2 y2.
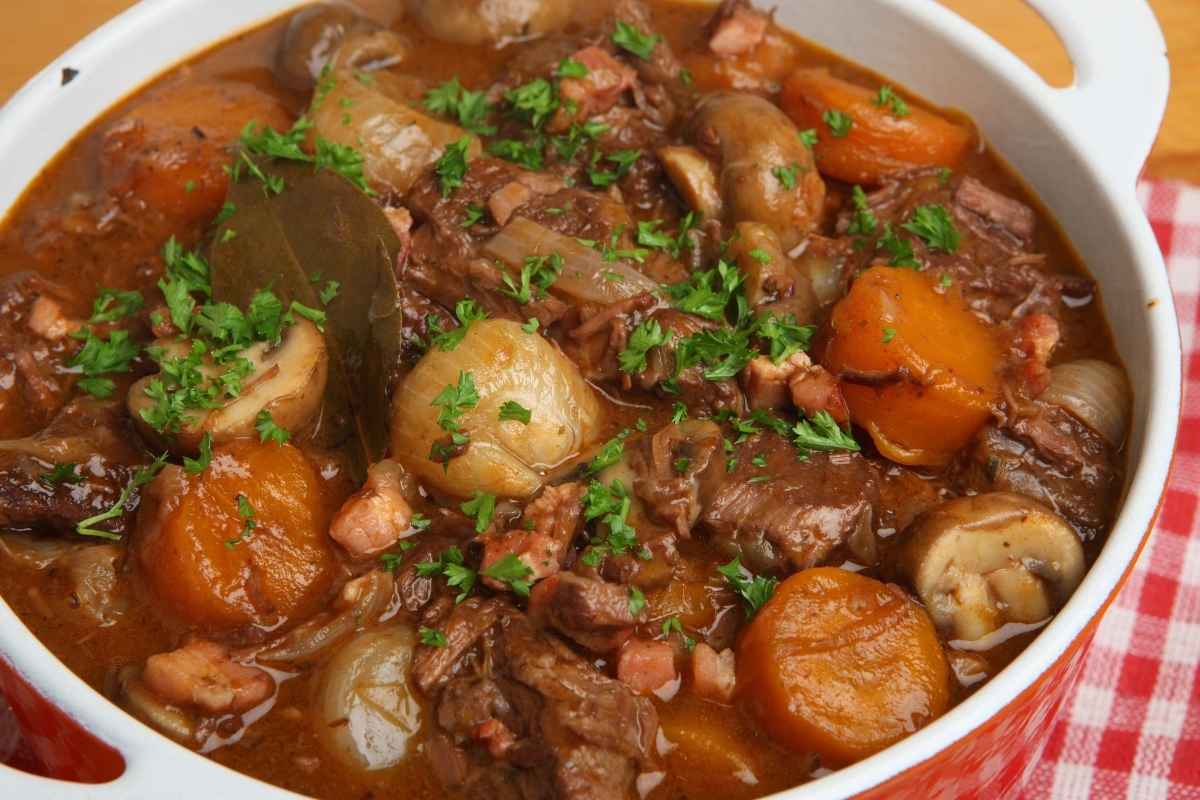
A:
0 0 1176 797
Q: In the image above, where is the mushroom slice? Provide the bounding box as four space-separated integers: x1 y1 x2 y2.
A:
900 492 1085 642
128 318 328 456
657 145 722 221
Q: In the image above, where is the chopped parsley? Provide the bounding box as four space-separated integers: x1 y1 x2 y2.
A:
521 317 540 334
423 77 495 135
612 20 661 60
628 586 647 616
501 253 563 304
499 400 532 425
435 136 474 197
585 431 629 475
675 326 755 381
460 491 497 534
68 329 139 399
416 546 476 603
772 163 799 190
482 553 535 597
882 326 897 344
661 616 695 650
671 401 688 424
89 288 143 324
665 259 746 323
902 204 961 253
505 78 559 128
846 185 877 239
256 410 290 445
319 280 340 306
430 299 488 351
798 128 818 148
878 223 920 268
490 137 545 170
588 148 642 187
792 411 860 457
462 203 487 228
40 463 81 486
673 457 691 474
556 58 589 79
618 319 670 374
823 109 853 137
419 626 448 647
874 85 910 117
636 219 674 252
226 494 257 549
76 454 168 540
183 432 213 474
580 479 645 566
717 557 777 617
432 370 480 436
754 312 815 363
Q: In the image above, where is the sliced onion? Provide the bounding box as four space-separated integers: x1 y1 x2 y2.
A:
484 217 659 305
314 625 421 772
0 534 75 570
1040 359 1131 447
257 570 395 664
119 667 200 746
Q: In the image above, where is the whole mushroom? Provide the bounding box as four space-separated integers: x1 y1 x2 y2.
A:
900 492 1085 642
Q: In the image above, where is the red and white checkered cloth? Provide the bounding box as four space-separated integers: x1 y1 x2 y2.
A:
1020 180 1200 799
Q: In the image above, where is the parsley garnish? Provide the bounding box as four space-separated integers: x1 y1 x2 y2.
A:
490 137 545 170
754 312 815 363
501 253 563 304
586 431 629 475
671 401 688 424
772 163 799 190
226 494 257 548
89 288 143 324
419 626 447 647
417 546 476 603
612 20 661 59
823 109 853 137
521 317 540 334
798 128 818 148
874 85 910 117
482 553 534 597
902 204 961 253
661 616 695 650
183 432 213 474
319 280 340 306
76 454 168 540
556 58 589 79
882 327 897 344
618 319 670 374
717 557 777 617
588 148 642 187
462 203 487 228
878 223 920 268
505 78 559 128
430 299 488 351
628 586 647 616
665 259 745 322
793 410 860 456
674 326 755 381
40 463 82 486
256 410 290 445
498 400 532 425
423 77 495 135
432 370 479 444
847 185 877 239
68 329 139 399
460 490 496 533
435 136 473 197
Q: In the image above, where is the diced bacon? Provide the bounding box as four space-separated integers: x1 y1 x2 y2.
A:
329 460 414 559
479 530 561 592
27 296 80 341
551 46 638 131
690 642 736 702
616 638 677 694
740 353 806 411
487 181 533 227
472 718 516 759
708 3 769 57
143 639 274 716
1013 312 1060 396
789 360 850 424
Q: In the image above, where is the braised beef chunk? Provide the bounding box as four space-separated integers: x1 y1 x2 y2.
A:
636 310 747 415
629 421 724 536
956 403 1123 540
421 604 658 800
0 398 148 536
841 168 1092 324
528 572 639 653
700 434 878 574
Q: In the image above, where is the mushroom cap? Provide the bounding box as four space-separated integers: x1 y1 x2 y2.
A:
900 492 1085 641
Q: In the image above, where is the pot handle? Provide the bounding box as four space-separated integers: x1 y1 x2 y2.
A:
1024 0 1169 188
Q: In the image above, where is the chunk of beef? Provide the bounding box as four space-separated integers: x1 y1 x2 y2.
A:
706 0 769 57
840 168 1091 325
637 310 746 415
529 572 639 653
628 421 724 537
480 483 585 593
699 434 878 575
422 603 658 800
413 597 507 694
739 352 849 422
955 401 1122 540
0 398 148 536
551 47 638 131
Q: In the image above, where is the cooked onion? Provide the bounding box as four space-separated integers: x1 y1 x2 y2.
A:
1040 359 1131 447
257 570 395 664
391 318 603 498
314 625 421 771
484 217 659 306
119 666 200 746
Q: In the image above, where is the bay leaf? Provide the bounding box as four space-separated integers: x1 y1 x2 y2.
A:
209 162 401 476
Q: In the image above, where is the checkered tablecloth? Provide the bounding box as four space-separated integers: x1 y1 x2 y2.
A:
1020 180 1200 799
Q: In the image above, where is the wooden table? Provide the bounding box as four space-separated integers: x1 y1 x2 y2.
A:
1 0 1198 183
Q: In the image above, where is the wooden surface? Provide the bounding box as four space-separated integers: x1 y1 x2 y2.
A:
1 0 1198 183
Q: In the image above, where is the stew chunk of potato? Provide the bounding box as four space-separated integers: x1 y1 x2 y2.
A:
822 266 1001 467
780 69 971 185
738 567 949 766
136 440 335 631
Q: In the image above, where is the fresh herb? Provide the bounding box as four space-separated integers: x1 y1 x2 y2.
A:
674 326 755 381
717 557 777 617
417 547 476 603
588 148 642 188
460 491 497 533
902 204 961 253
665 259 745 322
435 136 473 197
552 120 607 160
490 137 545 170
68 329 139 399
937 166 953 185
580 479 644 566
751 453 768 468
798 128 818 148
314 138 372 194
585 431 629 475
287 300 326 332
255 409 290 445
754 312 815 363
823 109 853 138
748 248 772 265
462 203 487 228
673 457 691 474
521 317 540 334
423 77 495 135
882 326 897 344
501 253 563 304
874 85 910 117
793 410 860 456
40 463 82 486
772 163 799 190
877 223 920 268
430 299 488 351
225 494 257 549
556 58 589 79
505 78 559 128
76 454 168 540
410 513 432 532
419 626 447 647
482 553 534 597
380 553 403 572
319 280 340 306
635 417 648 432
89 288 143 324
661 616 695 650
183 432 213 474
184 180 196 193
636 219 674 252
612 20 660 59
628 586 647 616
618 319 670 374
847 185 878 239
938 273 954 289
432 370 480 435
671 401 688 424
499 400 532 425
